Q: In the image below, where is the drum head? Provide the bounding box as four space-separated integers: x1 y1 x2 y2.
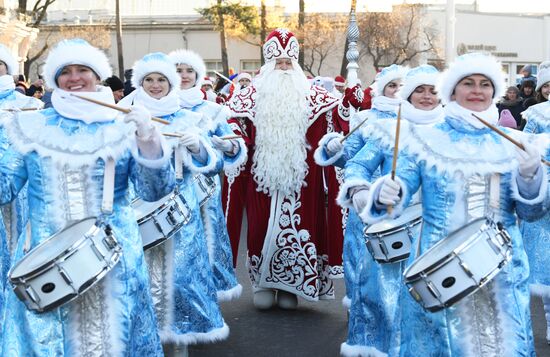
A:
366 203 422 234
133 192 174 219
10 217 98 278
405 218 486 278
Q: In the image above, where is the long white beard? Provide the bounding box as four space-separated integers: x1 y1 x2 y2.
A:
252 70 310 196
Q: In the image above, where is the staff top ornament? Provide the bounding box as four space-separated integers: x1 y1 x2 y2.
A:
263 28 299 63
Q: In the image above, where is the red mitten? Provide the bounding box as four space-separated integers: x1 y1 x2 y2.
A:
342 84 364 110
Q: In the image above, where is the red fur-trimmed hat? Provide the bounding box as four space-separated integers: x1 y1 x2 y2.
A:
334 75 346 86
263 28 299 63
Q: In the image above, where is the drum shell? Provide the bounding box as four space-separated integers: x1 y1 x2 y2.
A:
134 191 191 250
364 204 422 264
404 219 512 312
9 220 121 313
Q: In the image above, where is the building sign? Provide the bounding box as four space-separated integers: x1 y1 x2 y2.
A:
457 43 518 58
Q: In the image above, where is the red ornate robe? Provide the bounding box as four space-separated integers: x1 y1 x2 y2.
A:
222 85 346 301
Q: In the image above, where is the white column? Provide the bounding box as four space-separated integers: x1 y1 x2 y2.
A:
445 0 456 65
544 16 550 61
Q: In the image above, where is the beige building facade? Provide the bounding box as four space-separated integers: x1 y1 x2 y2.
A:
26 1 550 87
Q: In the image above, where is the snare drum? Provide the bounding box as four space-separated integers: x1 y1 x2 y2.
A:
363 204 422 263
193 174 216 207
133 191 191 250
9 217 122 313
403 218 512 312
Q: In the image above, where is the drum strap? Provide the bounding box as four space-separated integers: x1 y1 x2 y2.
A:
101 157 116 214
489 174 500 211
175 145 183 180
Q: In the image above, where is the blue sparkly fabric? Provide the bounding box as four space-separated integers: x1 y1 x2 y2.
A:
343 127 404 355
143 109 228 344
0 111 174 356
521 101 550 291
187 100 243 300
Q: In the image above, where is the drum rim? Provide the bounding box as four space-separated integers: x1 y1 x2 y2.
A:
403 218 497 279
365 203 423 235
364 216 422 239
9 217 102 280
134 191 181 223
408 251 512 312
17 248 123 313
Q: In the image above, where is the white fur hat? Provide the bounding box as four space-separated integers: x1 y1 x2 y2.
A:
131 52 180 92
236 72 252 83
42 39 112 90
0 44 18 75
535 61 550 92
168 49 206 87
400 64 439 100
437 52 505 104
371 64 408 97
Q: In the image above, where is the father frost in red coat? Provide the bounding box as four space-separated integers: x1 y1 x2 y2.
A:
222 28 346 309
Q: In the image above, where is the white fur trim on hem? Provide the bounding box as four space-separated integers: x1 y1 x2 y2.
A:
342 295 351 309
340 342 388 357
530 283 550 298
337 179 372 210
510 167 548 205
314 132 344 167
217 284 243 302
130 134 172 169
358 175 407 225
160 322 229 345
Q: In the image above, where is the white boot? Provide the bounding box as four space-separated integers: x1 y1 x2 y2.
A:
277 290 298 310
542 294 550 344
253 289 276 310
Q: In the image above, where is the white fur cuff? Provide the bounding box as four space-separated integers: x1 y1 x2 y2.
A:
223 138 247 172
314 132 344 167
358 175 407 225
131 134 172 169
337 179 372 210
340 342 388 357
182 135 220 175
511 167 548 205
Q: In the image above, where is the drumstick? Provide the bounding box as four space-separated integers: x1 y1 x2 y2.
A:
471 113 550 167
220 135 242 140
2 107 40 112
70 93 171 125
214 70 233 84
340 115 369 143
163 133 242 141
387 103 402 214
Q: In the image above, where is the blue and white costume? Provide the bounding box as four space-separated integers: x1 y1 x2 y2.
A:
0 45 43 327
120 52 229 345
169 49 246 302
337 65 443 356
358 53 544 356
519 61 550 341
1 40 174 356
315 65 407 311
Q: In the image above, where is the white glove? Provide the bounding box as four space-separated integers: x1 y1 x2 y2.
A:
326 136 344 155
516 138 541 180
351 188 370 213
378 176 402 206
178 132 201 154
124 104 155 140
211 135 235 153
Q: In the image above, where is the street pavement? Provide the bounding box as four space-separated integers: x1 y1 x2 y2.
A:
190 222 550 356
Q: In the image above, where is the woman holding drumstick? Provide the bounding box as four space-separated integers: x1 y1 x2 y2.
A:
356 53 545 356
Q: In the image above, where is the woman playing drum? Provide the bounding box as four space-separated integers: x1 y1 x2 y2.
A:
119 52 229 351
168 49 246 302
315 64 408 313
0 39 175 356
334 65 444 356
356 53 546 356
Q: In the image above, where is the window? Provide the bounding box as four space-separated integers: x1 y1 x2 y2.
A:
241 60 261 74
204 61 223 77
